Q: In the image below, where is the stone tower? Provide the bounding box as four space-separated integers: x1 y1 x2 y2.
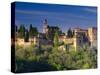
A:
43 19 48 33
88 27 97 47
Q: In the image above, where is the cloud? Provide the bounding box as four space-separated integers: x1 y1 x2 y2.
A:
84 7 97 13
15 10 33 14
15 9 91 21
15 9 62 16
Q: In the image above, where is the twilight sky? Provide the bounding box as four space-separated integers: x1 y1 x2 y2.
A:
15 2 97 32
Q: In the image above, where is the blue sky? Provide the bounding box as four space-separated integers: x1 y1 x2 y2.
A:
15 2 97 32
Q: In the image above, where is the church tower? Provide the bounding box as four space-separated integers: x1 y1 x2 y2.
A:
43 19 48 33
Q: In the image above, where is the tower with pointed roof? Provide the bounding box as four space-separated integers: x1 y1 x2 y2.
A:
43 19 48 33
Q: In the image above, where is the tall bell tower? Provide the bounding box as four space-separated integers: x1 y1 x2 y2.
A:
43 19 48 33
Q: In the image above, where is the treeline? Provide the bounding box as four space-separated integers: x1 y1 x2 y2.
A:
16 43 97 72
16 24 38 42
16 24 77 40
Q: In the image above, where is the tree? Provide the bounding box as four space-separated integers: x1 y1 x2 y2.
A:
67 28 73 38
32 27 38 36
29 24 38 38
53 31 59 48
29 24 33 37
24 29 29 42
18 25 25 38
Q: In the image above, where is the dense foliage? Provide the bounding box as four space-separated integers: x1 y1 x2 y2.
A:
17 24 38 39
15 43 97 73
18 25 25 38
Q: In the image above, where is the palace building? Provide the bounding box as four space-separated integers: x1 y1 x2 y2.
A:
15 19 97 51
43 19 62 40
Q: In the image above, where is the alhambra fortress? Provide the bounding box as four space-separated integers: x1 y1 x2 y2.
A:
15 19 97 51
